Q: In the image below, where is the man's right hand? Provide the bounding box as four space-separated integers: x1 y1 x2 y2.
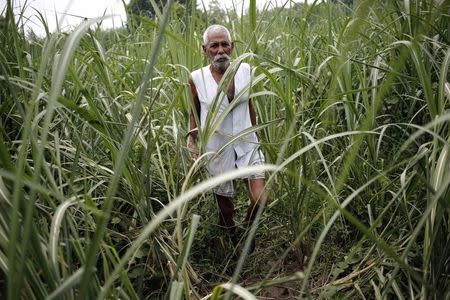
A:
187 134 199 161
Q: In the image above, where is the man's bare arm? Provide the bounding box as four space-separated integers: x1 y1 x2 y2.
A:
188 75 200 139
249 99 257 126
187 75 200 160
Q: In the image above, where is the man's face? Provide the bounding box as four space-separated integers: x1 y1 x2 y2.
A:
202 31 234 73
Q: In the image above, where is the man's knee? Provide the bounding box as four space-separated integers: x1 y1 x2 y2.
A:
248 179 267 204
251 190 267 204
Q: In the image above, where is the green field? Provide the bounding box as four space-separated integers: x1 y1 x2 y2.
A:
1 0 449 298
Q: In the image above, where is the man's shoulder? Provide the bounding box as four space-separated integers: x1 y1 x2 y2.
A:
190 66 209 87
237 62 251 79
239 62 251 69
238 62 251 71
237 62 252 76
191 65 209 76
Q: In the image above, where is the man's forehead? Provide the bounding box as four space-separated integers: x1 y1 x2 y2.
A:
206 32 231 43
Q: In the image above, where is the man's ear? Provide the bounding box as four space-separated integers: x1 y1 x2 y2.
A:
202 45 206 54
231 42 234 52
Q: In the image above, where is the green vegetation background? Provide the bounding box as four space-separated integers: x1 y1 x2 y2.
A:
0 0 449 299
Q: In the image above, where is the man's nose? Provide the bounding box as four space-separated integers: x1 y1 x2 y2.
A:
217 45 224 54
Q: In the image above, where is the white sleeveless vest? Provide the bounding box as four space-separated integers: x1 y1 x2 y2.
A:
191 63 259 157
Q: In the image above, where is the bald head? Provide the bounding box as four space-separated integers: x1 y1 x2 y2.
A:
203 25 232 46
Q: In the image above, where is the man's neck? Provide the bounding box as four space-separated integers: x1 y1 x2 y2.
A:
210 64 227 76
209 64 235 100
209 65 228 85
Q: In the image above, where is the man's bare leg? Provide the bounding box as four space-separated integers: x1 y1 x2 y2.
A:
242 178 267 252
214 194 235 232
245 178 267 225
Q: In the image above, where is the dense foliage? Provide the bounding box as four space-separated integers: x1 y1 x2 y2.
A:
126 0 186 18
0 0 449 299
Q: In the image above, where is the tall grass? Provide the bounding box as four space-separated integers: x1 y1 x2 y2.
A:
0 0 449 298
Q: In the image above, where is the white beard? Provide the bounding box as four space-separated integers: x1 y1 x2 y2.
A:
212 54 231 73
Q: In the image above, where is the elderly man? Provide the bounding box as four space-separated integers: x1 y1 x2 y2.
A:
187 25 267 247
